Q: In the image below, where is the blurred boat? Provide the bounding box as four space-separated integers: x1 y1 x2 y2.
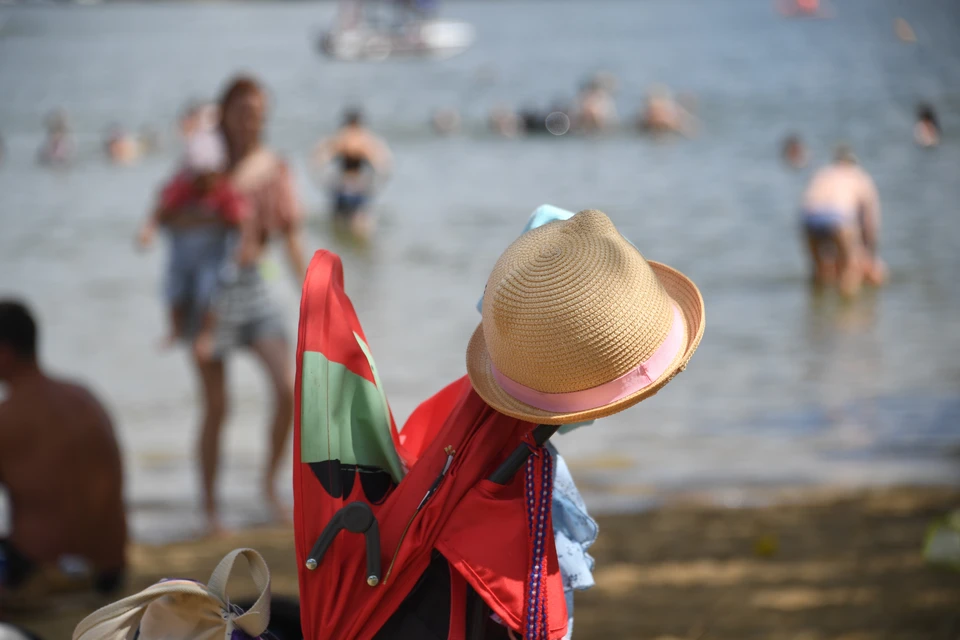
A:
318 0 475 61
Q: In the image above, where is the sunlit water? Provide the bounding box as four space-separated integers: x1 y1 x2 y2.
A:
1 0 959 541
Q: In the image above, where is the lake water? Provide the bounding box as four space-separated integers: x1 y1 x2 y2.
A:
1 0 959 541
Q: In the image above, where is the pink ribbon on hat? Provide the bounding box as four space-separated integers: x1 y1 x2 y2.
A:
491 304 685 413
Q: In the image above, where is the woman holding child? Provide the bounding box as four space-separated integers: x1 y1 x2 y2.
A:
140 76 307 535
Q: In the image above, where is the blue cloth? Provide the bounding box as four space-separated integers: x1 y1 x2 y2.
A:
477 204 599 638
165 227 234 306
164 227 237 337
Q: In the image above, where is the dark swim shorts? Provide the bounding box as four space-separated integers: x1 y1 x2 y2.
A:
0 538 123 594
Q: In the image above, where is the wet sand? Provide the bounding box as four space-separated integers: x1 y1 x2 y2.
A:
7 487 959 640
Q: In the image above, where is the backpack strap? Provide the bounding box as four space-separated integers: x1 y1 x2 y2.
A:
206 548 272 638
72 580 210 640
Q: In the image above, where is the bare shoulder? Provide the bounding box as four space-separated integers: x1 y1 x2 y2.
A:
55 378 114 426
231 147 283 193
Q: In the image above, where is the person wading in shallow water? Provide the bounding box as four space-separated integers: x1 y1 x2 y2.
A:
313 108 393 243
800 145 886 296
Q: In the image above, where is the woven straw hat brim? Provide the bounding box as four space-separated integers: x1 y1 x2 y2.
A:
466 261 705 425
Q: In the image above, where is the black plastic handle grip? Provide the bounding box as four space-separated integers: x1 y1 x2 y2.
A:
306 501 381 586
486 424 560 485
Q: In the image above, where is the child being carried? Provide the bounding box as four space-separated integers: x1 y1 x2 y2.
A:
138 131 253 360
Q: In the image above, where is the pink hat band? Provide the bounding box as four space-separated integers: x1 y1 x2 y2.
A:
490 304 685 414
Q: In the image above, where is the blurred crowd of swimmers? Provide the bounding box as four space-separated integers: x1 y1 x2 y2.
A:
435 73 698 138
2 74 698 171
0 80 943 174
0 74 946 304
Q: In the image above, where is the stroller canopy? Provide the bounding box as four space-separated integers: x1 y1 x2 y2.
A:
293 251 567 640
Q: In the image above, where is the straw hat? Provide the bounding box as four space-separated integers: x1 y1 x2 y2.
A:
467 209 704 425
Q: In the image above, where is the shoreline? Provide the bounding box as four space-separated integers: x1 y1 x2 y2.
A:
7 485 959 639
115 478 960 544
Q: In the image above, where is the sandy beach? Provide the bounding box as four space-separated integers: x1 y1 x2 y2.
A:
7 486 958 640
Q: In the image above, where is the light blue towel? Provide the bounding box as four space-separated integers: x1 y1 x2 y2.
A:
478 204 599 639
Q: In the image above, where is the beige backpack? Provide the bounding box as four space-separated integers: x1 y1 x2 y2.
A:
72 548 271 640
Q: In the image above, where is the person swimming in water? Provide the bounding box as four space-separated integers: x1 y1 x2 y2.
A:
313 108 393 242
37 110 74 167
781 133 809 169
914 103 940 148
104 124 142 166
574 76 618 133
636 86 695 136
800 144 886 296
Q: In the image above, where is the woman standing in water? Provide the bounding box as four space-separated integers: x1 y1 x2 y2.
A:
193 76 306 535
313 108 392 242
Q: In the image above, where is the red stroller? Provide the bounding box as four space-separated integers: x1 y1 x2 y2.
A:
293 251 568 640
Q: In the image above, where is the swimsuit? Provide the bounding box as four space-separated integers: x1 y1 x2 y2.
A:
801 208 849 239
165 226 238 328
0 538 123 595
333 154 371 218
333 190 369 218
338 152 367 173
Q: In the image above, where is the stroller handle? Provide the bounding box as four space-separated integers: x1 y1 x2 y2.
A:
486 424 560 484
305 424 557 591
305 501 382 586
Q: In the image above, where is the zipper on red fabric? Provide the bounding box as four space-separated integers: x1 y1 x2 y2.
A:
382 446 456 585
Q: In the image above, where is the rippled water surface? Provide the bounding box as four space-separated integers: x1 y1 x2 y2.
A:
1 0 959 540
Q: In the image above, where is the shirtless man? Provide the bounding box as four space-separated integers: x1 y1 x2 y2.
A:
0 301 126 609
800 145 886 296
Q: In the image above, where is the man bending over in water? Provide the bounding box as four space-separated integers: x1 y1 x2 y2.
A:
800 145 886 296
0 301 126 610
